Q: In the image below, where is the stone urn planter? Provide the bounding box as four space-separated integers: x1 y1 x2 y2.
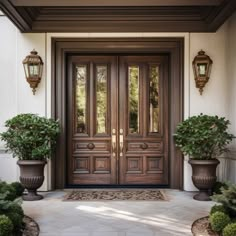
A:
174 114 234 201
0 114 60 201
189 159 220 201
18 160 47 201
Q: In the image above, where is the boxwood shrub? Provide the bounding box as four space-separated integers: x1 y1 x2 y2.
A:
10 182 24 197
223 223 236 236
0 215 13 236
210 204 228 216
210 212 231 233
0 181 24 234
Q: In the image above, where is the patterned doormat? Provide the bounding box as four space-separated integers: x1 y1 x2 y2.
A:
63 189 166 201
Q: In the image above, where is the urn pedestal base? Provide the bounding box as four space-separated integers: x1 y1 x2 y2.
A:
193 190 211 201
22 190 43 201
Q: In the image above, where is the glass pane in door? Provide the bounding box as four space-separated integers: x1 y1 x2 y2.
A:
149 65 159 133
128 66 139 134
76 65 87 134
96 65 108 134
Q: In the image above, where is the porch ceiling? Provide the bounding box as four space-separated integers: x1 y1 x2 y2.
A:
0 0 235 33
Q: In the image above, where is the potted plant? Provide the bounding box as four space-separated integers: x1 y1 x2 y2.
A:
174 114 234 201
0 114 60 201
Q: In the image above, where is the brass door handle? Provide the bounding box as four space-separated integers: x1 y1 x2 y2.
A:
120 129 124 156
112 129 116 157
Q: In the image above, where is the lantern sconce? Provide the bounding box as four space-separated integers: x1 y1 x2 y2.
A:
22 50 44 95
192 50 213 95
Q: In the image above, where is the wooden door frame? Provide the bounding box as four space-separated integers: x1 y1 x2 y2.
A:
51 37 184 189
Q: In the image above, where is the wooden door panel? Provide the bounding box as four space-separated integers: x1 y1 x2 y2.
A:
126 141 163 153
71 153 115 182
126 156 143 174
73 157 90 174
67 54 169 186
67 55 117 185
73 141 111 153
119 56 169 185
146 156 164 173
71 153 115 184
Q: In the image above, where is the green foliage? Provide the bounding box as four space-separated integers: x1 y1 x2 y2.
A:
0 181 24 200
0 200 24 233
0 113 60 160
5 212 23 233
223 223 236 236
0 182 24 234
210 204 228 215
212 183 236 217
8 203 24 217
10 182 24 197
0 183 17 201
213 181 229 194
174 114 234 160
0 215 13 236
210 212 231 233
0 200 24 218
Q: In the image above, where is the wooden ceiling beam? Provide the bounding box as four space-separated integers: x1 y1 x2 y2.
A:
1 0 235 33
30 20 209 33
10 0 223 7
208 0 236 30
0 0 31 31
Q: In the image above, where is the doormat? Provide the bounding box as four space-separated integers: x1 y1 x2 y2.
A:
63 189 166 201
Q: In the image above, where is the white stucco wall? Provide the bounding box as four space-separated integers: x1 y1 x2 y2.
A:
184 22 229 191
0 12 235 191
0 16 18 182
0 16 48 189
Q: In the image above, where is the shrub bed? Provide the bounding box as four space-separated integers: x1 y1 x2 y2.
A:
0 181 24 236
202 183 236 236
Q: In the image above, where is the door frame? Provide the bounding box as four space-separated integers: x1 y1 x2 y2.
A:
51 37 184 189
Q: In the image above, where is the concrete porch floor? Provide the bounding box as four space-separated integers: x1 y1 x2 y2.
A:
22 190 214 236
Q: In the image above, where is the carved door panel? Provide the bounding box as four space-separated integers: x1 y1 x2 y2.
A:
67 55 169 186
67 56 118 185
119 56 169 185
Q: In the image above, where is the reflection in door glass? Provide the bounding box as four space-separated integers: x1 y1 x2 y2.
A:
129 66 139 134
76 65 87 133
96 66 107 134
149 65 159 133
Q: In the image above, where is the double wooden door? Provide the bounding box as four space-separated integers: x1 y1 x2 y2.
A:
67 55 169 186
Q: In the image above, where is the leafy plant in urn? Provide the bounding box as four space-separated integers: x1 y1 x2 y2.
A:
0 114 60 201
174 114 233 201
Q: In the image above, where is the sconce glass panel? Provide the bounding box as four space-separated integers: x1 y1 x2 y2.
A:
197 63 207 77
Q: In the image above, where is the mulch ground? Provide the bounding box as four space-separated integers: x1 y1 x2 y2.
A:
192 216 219 236
22 215 39 236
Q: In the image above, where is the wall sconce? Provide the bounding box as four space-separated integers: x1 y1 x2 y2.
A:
22 50 43 95
192 50 213 95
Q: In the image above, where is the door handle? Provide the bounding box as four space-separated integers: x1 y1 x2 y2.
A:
140 143 148 150
120 129 124 156
87 143 95 150
112 129 116 157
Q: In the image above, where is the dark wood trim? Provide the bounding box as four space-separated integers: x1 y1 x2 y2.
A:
52 37 184 189
0 0 31 32
208 0 236 31
11 0 223 7
32 20 207 33
1 1 235 33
